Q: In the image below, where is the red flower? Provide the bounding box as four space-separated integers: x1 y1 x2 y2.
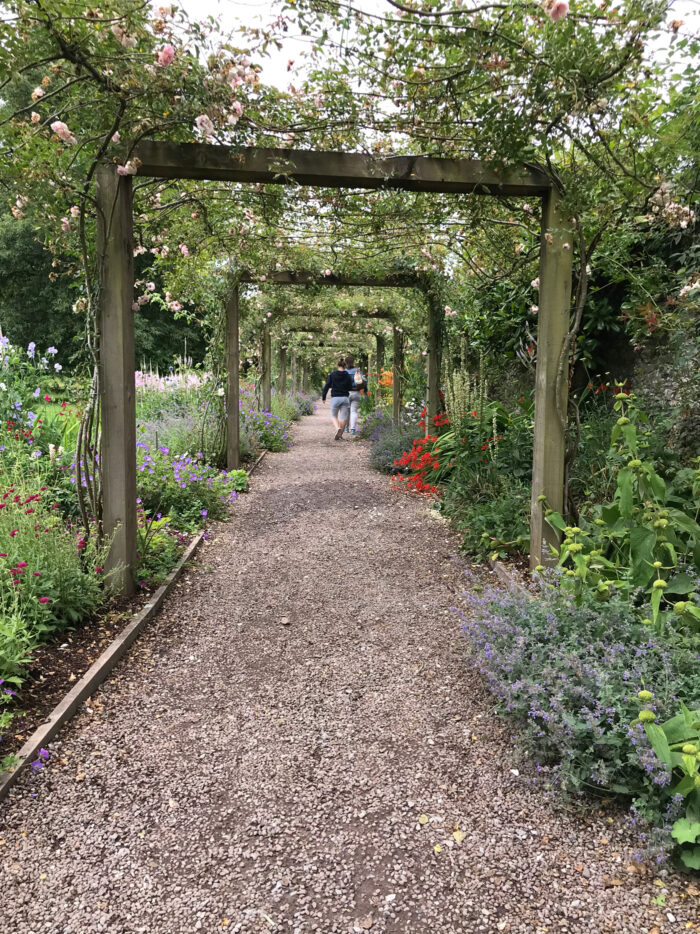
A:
9 529 18 538
38 596 50 604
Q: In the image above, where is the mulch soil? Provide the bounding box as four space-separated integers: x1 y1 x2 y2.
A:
0 408 695 934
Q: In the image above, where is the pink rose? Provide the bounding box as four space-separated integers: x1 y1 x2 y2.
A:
548 0 569 21
156 44 175 66
50 120 77 145
30 111 40 124
195 114 215 137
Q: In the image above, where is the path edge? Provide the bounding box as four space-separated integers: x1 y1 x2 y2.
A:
0 452 267 803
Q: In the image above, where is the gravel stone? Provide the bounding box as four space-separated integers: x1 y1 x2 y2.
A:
0 408 694 933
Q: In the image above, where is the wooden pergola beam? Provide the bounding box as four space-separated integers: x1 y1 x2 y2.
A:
241 269 419 289
132 142 550 196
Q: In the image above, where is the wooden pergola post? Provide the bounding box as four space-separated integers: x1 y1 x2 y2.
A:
278 344 287 394
290 349 298 392
96 165 137 595
530 189 573 568
261 326 272 411
426 302 442 424
225 284 240 470
392 326 403 427
375 332 386 378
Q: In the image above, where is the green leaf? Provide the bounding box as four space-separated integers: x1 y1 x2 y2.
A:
629 527 656 587
616 468 634 518
666 508 700 540
644 722 673 769
671 818 700 845
680 845 700 870
545 511 567 532
662 707 700 745
664 573 697 595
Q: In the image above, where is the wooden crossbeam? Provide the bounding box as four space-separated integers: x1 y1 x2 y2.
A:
132 142 550 196
240 269 419 288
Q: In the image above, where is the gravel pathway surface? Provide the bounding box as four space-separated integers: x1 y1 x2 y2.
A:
1 408 695 934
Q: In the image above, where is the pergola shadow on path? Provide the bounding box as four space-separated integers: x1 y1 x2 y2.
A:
97 142 572 593
237 268 418 446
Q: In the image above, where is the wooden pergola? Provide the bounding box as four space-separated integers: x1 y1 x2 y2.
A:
97 142 572 592
239 270 411 435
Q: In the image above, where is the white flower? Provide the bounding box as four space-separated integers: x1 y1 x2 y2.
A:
530 277 540 290
217 387 225 397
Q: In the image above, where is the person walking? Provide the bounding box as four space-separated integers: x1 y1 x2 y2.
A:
321 357 353 440
344 354 367 437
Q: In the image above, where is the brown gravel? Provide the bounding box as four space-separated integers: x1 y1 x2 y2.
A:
0 408 694 934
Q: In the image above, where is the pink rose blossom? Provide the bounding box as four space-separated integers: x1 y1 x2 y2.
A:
50 120 77 145
31 111 40 124
195 114 215 137
547 0 569 21
231 101 243 118
61 217 70 232
117 165 129 176
112 131 121 143
156 44 175 66
31 87 44 101
179 244 189 256
70 205 80 218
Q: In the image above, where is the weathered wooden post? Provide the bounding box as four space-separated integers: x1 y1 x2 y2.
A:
392 325 403 427
278 344 287 394
261 326 272 412
376 332 386 378
96 165 137 595
290 349 298 392
225 284 240 470
530 188 573 568
426 302 442 424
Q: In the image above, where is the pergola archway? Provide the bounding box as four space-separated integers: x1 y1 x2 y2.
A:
235 269 418 444
97 142 572 592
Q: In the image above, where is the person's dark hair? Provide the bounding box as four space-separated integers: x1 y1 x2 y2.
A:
345 354 355 368
337 357 346 368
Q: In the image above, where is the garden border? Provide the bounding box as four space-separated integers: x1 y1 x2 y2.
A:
0 452 267 804
488 557 532 601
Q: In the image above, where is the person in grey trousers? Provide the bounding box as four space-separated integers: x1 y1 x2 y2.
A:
344 354 368 436
321 357 353 440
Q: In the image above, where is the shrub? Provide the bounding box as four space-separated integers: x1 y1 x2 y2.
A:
444 479 530 560
461 581 700 862
358 407 394 441
370 423 422 474
0 479 104 634
136 443 247 531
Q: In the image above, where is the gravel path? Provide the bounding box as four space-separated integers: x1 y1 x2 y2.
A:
1 408 695 934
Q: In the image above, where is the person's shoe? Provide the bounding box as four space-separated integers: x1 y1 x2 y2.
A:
350 429 356 435
334 427 344 440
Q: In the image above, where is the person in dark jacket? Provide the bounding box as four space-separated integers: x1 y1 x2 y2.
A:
321 358 353 440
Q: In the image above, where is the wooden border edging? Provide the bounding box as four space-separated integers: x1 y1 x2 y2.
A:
0 451 268 803
488 558 533 600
